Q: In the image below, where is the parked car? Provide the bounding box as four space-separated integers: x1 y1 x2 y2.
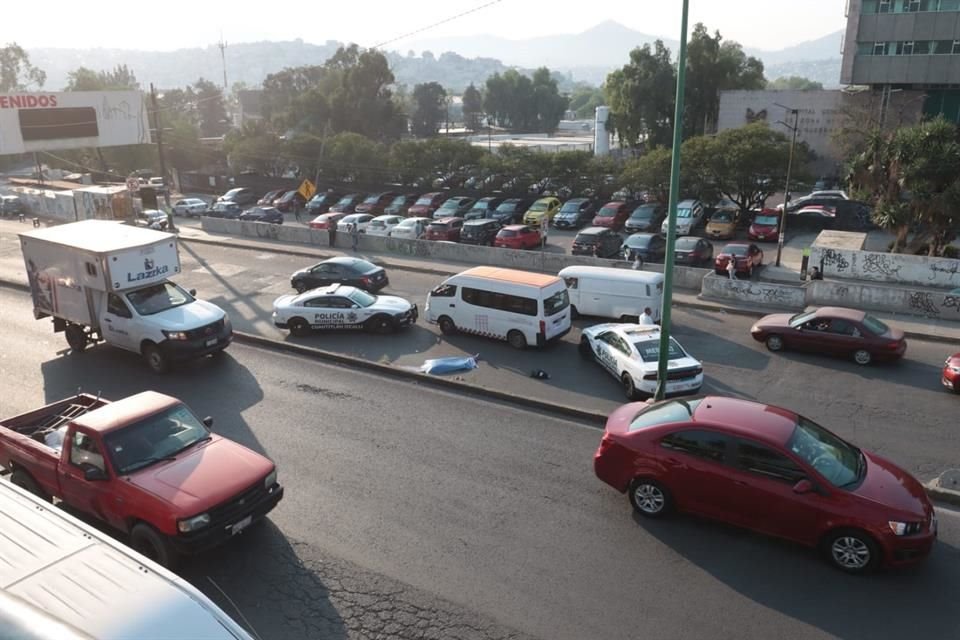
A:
389 216 432 240
274 190 306 213
305 191 341 215
407 192 447 217
714 243 764 277
172 198 208 217
257 189 287 206
434 196 476 219
580 323 703 399
463 196 506 220
0 194 24 218
593 396 936 573
217 187 257 206
239 206 284 224
750 307 907 365
748 209 781 242
424 217 464 242
460 218 502 245
522 197 562 226
355 192 398 215
592 201 633 230
366 215 404 236
329 193 365 214
621 233 667 262
206 201 243 219
624 204 666 234
384 193 420 217
662 199 705 235
494 224 543 250
290 257 388 293
572 227 623 258
336 213 375 233
943 353 960 393
308 212 347 230
705 210 738 240
673 236 714 266
492 198 535 224
553 198 597 229
139 209 168 230
273 284 417 336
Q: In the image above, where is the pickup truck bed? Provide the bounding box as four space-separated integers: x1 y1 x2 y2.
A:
1 393 107 441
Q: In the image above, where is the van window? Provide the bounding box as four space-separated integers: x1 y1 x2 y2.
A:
564 277 578 289
431 284 457 297
543 289 569 315
461 287 537 316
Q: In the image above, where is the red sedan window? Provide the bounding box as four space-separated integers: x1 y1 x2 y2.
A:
628 398 703 432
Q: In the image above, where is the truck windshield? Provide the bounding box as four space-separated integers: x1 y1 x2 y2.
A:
125 282 194 316
105 404 211 474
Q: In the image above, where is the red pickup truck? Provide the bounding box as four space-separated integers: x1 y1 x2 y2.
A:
0 392 283 568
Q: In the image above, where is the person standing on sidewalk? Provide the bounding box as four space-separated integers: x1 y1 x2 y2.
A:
638 307 655 325
327 222 337 248
294 200 302 224
350 222 360 251
726 257 737 280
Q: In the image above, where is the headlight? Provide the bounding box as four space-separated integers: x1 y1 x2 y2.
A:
264 469 278 488
163 330 189 340
948 365 960 373
178 513 211 533
888 521 908 536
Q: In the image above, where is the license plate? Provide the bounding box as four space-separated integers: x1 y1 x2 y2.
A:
231 515 252 535
205 337 217 347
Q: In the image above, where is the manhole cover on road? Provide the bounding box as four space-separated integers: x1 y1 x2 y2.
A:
937 469 960 490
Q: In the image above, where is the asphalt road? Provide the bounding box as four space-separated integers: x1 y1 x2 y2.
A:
1 287 959 640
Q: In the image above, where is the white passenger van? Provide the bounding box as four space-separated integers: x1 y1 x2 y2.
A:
558 266 663 322
425 266 572 349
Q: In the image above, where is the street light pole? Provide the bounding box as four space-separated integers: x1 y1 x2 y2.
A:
654 0 690 402
775 107 799 267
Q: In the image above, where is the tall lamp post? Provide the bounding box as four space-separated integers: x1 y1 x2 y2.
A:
774 104 800 267
654 0 690 401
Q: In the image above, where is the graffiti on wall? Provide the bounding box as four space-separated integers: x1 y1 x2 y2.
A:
861 253 902 279
909 291 940 317
820 248 850 273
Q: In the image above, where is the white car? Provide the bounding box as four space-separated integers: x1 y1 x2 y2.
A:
272 284 418 336
172 198 208 217
579 323 703 400
366 214 404 236
389 216 432 240
336 213 374 233
661 199 704 236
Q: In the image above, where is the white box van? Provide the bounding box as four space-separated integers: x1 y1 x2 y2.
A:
559 266 663 322
425 266 571 349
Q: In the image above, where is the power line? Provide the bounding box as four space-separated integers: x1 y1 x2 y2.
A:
371 0 504 49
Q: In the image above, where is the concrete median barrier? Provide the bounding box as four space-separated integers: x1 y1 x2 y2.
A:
809 280 960 324
701 274 807 310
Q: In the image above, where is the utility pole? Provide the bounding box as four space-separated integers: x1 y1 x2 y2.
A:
654 0 690 402
150 83 174 231
313 120 332 191
774 105 799 267
218 35 229 93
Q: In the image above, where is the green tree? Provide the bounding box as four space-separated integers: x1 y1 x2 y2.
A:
483 68 567 132
462 83 484 131
410 82 447 137
569 84 605 119
0 42 45 91
605 41 677 148
620 147 675 205
531 67 569 131
192 78 229 137
224 120 287 176
65 64 138 91
321 132 386 183
390 138 484 185
767 76 824 91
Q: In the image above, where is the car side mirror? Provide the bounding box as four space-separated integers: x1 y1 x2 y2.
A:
792 479 814 494
203 416 214 429
84 466 108 481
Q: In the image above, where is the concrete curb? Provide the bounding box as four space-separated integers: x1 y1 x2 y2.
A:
926 483 960 508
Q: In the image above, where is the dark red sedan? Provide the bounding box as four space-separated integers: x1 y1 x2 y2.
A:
750 307 906 365
594 396 936 573
715 243 764 277
943 353 960 393
494 224 543 250
424 217 464 242
592 201 633 230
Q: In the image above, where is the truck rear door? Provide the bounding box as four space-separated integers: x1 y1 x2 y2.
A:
57 428 124 530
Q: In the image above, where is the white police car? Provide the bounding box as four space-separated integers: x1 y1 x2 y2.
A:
579 323 703 399
273 284 417 336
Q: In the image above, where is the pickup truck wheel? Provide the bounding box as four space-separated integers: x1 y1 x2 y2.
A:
65 324 87 353
130 523 177 569
11 469 49 502
143 344 170 374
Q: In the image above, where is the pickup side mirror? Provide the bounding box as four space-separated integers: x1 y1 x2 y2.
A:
84 466 108 482
792 479 814 494
189 288 197 296
202 416 214 429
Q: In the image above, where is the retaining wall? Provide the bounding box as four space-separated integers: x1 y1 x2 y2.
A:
808 280 960 322
811 244 960 289
701 274 808 310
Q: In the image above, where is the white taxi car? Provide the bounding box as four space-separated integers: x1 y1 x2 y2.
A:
273 284 418 336
579 323 703 399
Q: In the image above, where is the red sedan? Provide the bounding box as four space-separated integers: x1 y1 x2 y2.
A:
943 353 960 393
592 201 632 230
715 243 764 276
308 212 346 230
494 224 543 250
424 217 464 242
750 307 906 365
594 395 936 573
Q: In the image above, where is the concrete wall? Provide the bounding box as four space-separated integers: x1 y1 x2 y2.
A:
701 274 808 310
809 280 960 322
811 244 960 289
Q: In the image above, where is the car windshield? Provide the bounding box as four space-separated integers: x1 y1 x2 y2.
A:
631 207 655 219
677 207 693 218
633 337 686 361
348 289 376 307
530 202 548 212
629 398 704 432
104 404 211 474
369 220 386 227
675 237 699 249
390 196 407 206
125 282 193 316
787 417 862 487
439 201 459 210
348 259 379 274
336 196 355 206
560 201 583 213
724 245 749 256
788 311 818 327
755 215 778 225
627 235 652 248
363 195 381 204
712 212 733 223
499 229 517 237
397 219 417 227
598 206 618 217
862 315 889 335
415 196 435 206
543 289 569 316
575 234 598 244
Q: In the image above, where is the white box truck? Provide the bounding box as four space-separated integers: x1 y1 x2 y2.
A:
20 220 232 373
0 478 255 640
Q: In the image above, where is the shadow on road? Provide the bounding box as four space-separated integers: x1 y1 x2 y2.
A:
673 323 772 372
770 349 945 393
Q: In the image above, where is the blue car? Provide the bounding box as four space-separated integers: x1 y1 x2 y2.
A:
239 206 284 224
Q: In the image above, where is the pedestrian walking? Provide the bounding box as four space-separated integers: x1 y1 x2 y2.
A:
327 223 337 248
638 307 655 325
294 201 302 224
350 223 360 251
726 257 737 280
632 250 643 271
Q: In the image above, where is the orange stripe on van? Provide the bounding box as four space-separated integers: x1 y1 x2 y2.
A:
461 266 560 288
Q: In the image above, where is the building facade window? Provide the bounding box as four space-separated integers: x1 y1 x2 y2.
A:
863 0 959 11
857 39 960 54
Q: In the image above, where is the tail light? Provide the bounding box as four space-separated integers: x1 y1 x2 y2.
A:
539 320 546 335
597 433 615 456
886 341 902 349
361 276 370 286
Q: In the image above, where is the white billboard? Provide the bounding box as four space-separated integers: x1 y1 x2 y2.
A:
0 91 151 155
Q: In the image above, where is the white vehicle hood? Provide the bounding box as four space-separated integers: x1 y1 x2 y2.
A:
141 299 225 330
371 295 414 311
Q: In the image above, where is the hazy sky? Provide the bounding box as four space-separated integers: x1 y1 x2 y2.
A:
5 0 846 52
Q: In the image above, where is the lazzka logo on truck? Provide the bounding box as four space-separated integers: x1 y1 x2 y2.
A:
127 257 169 283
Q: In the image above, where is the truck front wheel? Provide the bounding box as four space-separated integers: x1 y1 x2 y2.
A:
130 523 177 569
10 469 50 502
65 324 87 353
142 344 170 374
